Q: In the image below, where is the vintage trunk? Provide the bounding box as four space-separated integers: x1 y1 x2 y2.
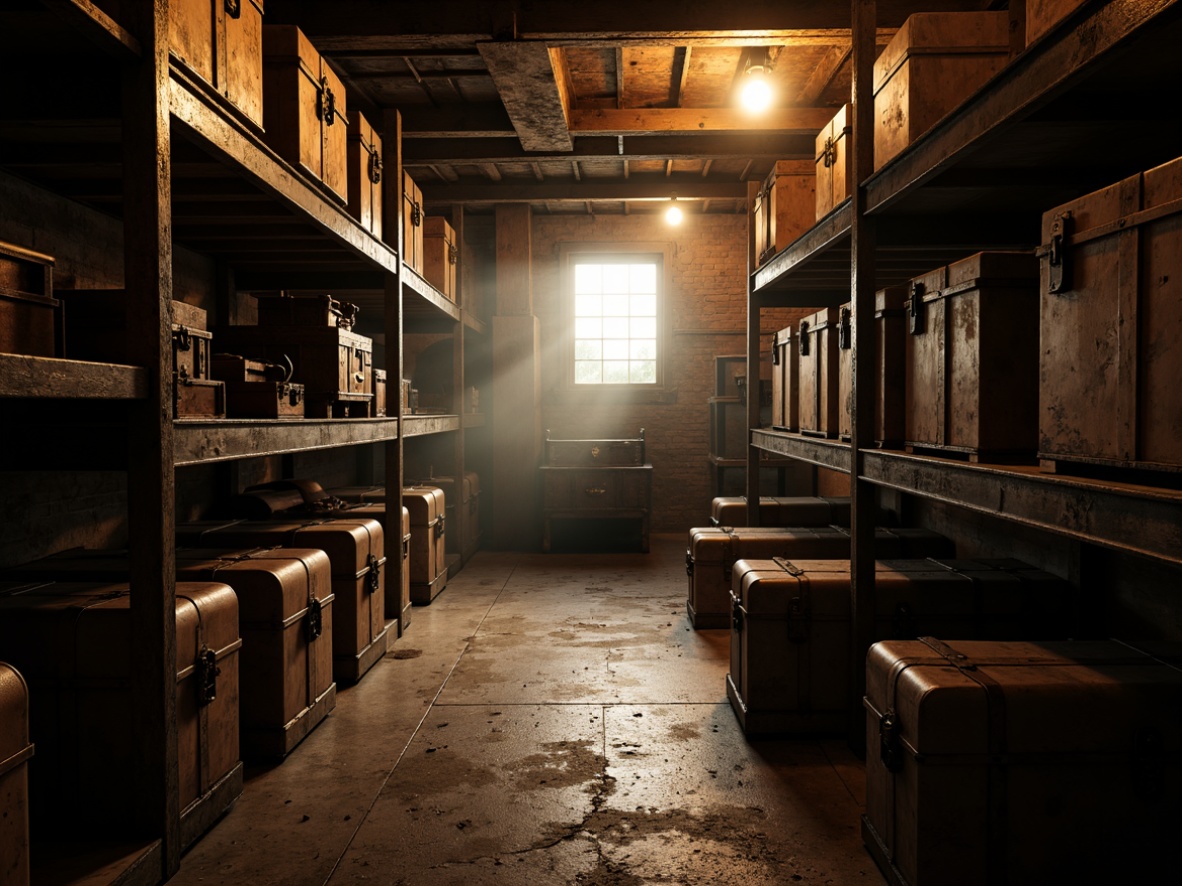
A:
217 324 373 417
423 216 458 301
262 25 348 203
904 252 1040 459
373 368 387 417
687 526 953 629
863 637 1182 886
753 160 815 268
708 396 747 459
347 110 384 239
815 104 853 220
170 0 265 129
839 287 907 445
798 307 841 438
727 558 1069 736
175 518 388 684
254 293 359 329
406 473 479 559
324 491 414 630
545 429 646 466
0 662 31 886
771 326 797 431
1025 0 1088 46
873 12 1010 169
0 581 241 849
403 170 425 275
1038 155 1182 473
709 495 851 529
0 241 57 359
211 351 305 418
402 485 448 603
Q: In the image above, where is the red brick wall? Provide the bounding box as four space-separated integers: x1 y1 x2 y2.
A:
531 212 813 531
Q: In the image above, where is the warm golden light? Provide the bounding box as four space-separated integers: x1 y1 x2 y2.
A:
740 66 773 114
665 200 683 225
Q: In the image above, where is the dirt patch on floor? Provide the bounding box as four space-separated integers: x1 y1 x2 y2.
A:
389 648 424 659
507 739 610 794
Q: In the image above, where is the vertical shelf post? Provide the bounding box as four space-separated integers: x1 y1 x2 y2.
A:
122 0 180 874
849 0 878 753
383 108 405 625
745 180 762 524
452 205 468 563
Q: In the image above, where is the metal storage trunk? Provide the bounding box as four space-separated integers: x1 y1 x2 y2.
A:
262 24 348 203
904 252 1040 459
0 581 242 850
873 12 1010 169
770 325 797 431
170 0 265 129
1038 155 1182 473
347 110 383 239
686 526 953 629
727 558 1069 736
0 241 57 359
709 495 851 529
798 307 841 438
403 170 424 275
753 160 815 268
423 216 458 301
815 103 852 220
0 662 31 886
839 287 907 445
217 324 374 417
863 637 1182 886
175 518 388 684
402 485 448 604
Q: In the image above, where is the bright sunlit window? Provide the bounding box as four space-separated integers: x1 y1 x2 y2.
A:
572 258 659 385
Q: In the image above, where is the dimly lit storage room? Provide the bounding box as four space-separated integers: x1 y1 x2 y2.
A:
1 1 1180 884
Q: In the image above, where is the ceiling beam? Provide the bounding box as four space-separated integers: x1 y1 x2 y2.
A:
567 107 832 135
399 104 518 137
423 178 746 205
798 43 851 105
400 133 816 161
475 41 573 150
671 46 691 108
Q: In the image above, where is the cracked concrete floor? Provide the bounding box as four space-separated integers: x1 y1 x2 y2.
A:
168 535 882 885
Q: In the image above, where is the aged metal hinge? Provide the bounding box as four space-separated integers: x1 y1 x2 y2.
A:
317 77 345 126
684 551 694 577
448 244 458 265
196 646 219 707
224 0 241 19
367 552 381 594
411 200 422 227
306 596 323 642
799 320 810 356
838 306 851 350
879 709 904 773
731 597 744 633
368 148 383 184
1044 211 1073 295
821 135 837 169
908 280 926 335
435 514 445 538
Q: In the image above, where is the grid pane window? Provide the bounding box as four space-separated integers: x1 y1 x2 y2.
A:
572 259 658 385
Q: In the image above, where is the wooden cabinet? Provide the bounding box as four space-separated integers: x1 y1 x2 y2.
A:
540 464 652 553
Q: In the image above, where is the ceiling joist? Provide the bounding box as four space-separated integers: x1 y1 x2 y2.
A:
477 41 574 151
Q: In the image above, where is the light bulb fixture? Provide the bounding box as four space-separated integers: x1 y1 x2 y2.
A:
665 196 683 226
739 49 774 114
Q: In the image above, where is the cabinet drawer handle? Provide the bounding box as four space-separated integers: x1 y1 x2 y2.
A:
584 487 607 496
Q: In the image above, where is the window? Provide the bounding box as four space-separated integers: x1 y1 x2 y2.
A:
571 255 661 385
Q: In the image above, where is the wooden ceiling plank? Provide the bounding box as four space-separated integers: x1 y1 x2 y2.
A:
672 46 692 107
797 43 851 105
424 179 745 204
401 133 814 162
477 41 573 151
568 107 831 134
615 46 625 109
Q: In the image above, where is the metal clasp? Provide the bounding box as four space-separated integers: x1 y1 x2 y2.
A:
368 148 383 184
306 596 323 641
317 76 346 126
838 306 851 350
367 552 381 594
908 281 926 335
879 709 904 773
196 646 219 707
1046 211 1073 294
799 320 810 356
822 135 837 169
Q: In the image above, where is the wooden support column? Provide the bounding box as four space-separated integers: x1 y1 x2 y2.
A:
383 108 407 631
451 205 468 562
492 204 542 549
745 179 761 524
849 0 878 754
122 0 179 875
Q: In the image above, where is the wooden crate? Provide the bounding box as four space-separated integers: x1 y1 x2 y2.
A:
403 170 424 275
255 292 359 329
864 637 1182 886
170 0 265 130
797 307 841 438
753 160 815 267
347 110 383 239
262 25 348 203
815 104 852 221
873 12 1010 169
838 286 907 445
770 326 797 431
423 216 458 301
0 662 31 886
904 252 1039 460
1038 155 1182 473
1025 0 1088 46
0 241 57 358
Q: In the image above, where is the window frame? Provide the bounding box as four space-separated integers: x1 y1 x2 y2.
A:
558 241 674 401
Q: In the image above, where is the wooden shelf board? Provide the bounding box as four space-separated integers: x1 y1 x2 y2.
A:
402 265 462 328
0 353 146 399
173 417 398 466
403 414 461 437
751 429 853 473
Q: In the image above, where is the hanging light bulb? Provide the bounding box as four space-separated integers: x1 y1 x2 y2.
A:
740 50 774 114
665 196 683 226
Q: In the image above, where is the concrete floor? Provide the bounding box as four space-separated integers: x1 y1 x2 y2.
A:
168 534 883 885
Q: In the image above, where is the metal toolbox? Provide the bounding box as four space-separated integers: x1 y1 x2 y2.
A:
727 558 1070 736
709 495 851 529
0 240 57 359
1038 155 1182 473
873 11 1010 169
863 637 1182 886
0 580 242 850
904 252 1039 460
687 526 953 629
